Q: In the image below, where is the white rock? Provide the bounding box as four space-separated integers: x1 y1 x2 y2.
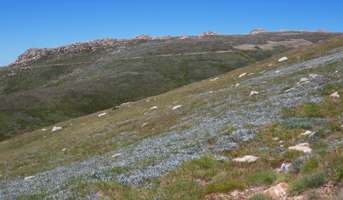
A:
309 73 319 79
277 162 292 173
172 105 183 110
275 70 280 74
249 91 259 96
284 87 294 93
62 148 67 152
97 112 107 117
288 143 312 154
149 106 158 110
264 182 288 199
141 122 148 128
111 153 121 158
209 77 219 81
301 130 315 137
24 176 35 180
233 155 259 163
278 56 288 62
209 91 214 94
51 126 62 132
330 91 340 99
238 73 247 78
299 77 310 83
235 83 240 87
41 128 47 131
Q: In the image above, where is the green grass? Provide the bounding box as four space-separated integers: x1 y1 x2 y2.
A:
249 194 273 200
288 172 327 195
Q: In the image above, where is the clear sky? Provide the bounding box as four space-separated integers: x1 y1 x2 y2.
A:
0 0 342 66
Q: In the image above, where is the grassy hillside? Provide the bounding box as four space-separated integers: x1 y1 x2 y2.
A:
1 35 343 199
0 32 339 140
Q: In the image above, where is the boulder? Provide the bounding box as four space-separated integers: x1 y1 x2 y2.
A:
233 155 259 163
301 130 315 137
330 91 340 99
278 57 288 62
97 112 107 117
309 73 319 79
172 105 183 110
210 77 219 82
111 153 121 158
149 106 158 110
288 143 312 154
263 182 288 200
250 91 259 96
277 162 293 173
51 126 63 132
24 176 35 181
238 72 247 78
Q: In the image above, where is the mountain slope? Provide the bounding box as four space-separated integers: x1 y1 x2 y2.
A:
1 35 343 199
0 31 340 140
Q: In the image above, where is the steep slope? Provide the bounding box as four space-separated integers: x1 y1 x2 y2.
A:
1 35 343 199
0 31 340 140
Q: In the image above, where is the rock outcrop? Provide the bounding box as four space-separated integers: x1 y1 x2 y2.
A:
13 39 119 66
250 28 267 35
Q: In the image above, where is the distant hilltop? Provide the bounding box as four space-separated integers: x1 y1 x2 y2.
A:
12 30 334 66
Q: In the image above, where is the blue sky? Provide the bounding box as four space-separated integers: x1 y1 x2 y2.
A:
0 0 342 66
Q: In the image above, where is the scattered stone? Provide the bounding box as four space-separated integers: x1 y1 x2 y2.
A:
309 73 319 79
149 106 158 110
288 143 312 154
141 122 148 128
284 87 295 93
301 130 315 137
111 153 121 158
24 176 35 181
120 102 131 107
278 56 288 63
277 162 293 173
299 77 310 84
238 72 247 78
172 105 183 110
263 182 288 199
97 112 107 117
330 91 340 99
210 77 219 82
249 90 259 96
51 126 63 132
213 155 230 161
233 155 259 163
